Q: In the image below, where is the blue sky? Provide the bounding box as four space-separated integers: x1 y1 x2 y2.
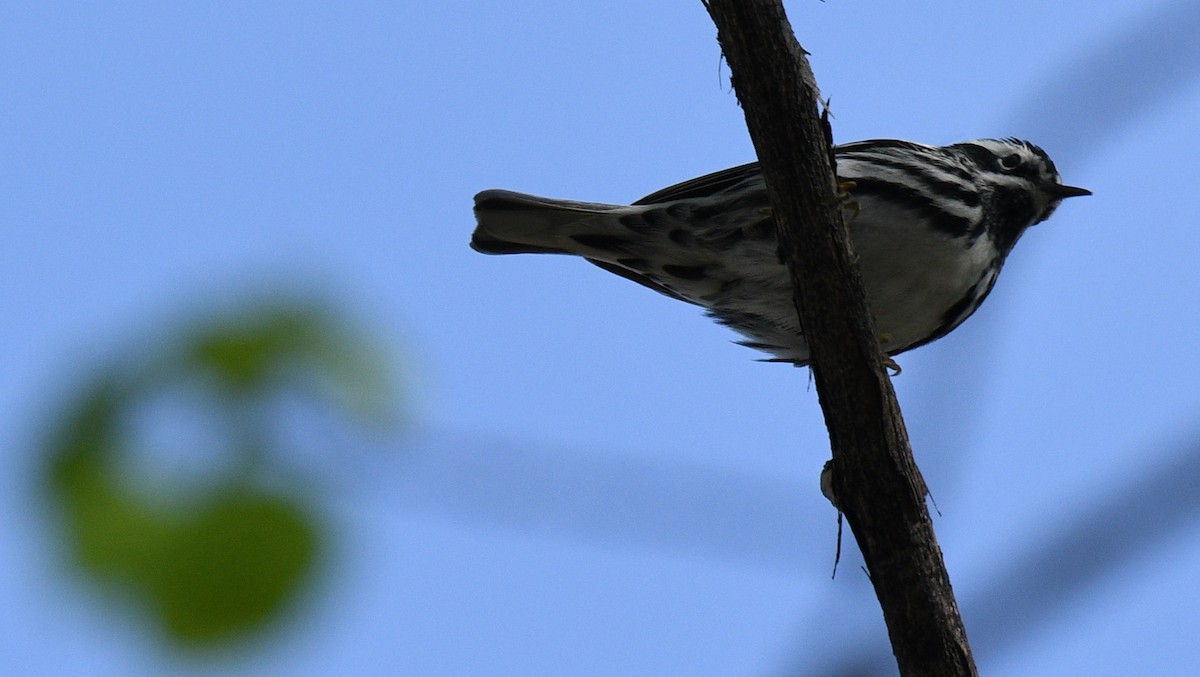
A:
3 2 1200 675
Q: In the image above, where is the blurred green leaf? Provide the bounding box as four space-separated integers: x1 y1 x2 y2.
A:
184 301 398 422
46 378 170 578
41 294 401 648
188 305 320 392
147 490 317 644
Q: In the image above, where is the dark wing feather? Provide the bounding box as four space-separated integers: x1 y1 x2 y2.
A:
632 162 762 205
585 259 698 305
633 142 931 206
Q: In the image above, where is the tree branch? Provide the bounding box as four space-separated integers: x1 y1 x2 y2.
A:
700 2 977 674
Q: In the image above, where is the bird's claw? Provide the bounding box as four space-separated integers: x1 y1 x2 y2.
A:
836 181 860 222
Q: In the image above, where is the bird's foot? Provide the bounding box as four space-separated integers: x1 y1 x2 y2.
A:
836 181 860 221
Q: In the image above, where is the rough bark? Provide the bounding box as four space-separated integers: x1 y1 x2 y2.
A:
700 2 977 674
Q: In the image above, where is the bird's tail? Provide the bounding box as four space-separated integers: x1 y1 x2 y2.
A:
470 189 630 256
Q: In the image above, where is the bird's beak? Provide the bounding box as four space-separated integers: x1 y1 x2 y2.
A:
1047 183 1092 198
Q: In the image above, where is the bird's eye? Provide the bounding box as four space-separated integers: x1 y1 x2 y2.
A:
1000 153 1022 170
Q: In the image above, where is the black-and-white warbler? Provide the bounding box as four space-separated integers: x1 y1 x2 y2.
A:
471 139 1089 364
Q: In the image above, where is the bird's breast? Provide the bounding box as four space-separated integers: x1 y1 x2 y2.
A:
850 208 999 353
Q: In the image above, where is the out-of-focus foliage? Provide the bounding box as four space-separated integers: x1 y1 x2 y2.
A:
182 304 396 421
42 298 399 646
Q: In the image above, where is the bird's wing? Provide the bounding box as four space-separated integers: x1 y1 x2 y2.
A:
632 162 762 205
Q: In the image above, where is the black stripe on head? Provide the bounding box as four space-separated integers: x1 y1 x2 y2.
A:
1004 137 1057 172
956 142 1001 172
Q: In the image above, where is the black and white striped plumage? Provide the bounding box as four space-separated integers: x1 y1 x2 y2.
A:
471 138 1089 364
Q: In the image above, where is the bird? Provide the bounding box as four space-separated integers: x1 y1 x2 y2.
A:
470 138 1089 365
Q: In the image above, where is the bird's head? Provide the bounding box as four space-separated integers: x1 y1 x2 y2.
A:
955 138 1090 227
